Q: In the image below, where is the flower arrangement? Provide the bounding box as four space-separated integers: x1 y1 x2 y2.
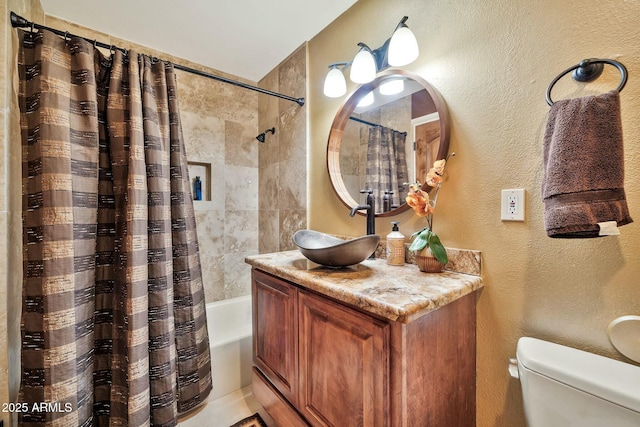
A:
405 153 454 265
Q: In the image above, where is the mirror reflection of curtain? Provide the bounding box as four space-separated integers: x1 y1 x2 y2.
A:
365 127 409 213
18 29 211 425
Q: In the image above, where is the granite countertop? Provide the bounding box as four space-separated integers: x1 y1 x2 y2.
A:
245 250 484 323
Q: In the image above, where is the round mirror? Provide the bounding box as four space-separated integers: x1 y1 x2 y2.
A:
327 69 450 216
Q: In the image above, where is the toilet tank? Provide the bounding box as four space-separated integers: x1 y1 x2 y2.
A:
516 337 640 427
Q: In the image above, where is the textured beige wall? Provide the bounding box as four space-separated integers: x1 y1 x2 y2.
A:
308 1 640 425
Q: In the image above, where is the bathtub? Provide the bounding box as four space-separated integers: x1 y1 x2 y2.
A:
206 295 253 401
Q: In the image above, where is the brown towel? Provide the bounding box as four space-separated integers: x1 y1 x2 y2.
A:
542 90 632 238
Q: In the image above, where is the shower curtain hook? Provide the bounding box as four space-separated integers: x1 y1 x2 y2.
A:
29 22 34 33
64 31 69 43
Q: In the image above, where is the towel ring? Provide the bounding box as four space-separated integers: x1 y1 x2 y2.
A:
546 58 628 106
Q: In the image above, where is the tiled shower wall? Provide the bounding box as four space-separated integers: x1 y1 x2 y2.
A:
179 72 260 302
258 44 308 252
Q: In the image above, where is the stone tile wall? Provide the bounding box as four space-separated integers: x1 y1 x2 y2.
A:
177 70 259 302
258 44 308 253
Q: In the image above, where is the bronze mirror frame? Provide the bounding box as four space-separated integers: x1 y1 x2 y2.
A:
327 69 450 217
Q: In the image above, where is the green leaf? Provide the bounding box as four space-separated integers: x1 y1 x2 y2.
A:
409 227 429 251
410 227 429 239
427 232 448 264
408 232 428 251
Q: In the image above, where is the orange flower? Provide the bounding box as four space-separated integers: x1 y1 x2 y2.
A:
433 159 446 174
406 186 434 217
425 159 447 187
426 170 443 187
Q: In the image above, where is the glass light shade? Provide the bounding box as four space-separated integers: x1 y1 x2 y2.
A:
379 79 404 95
350 49 377 84
388 25 419 66
357 91 374 107
323 67 347 97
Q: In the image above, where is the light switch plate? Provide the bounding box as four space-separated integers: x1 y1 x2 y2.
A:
501 189 525 221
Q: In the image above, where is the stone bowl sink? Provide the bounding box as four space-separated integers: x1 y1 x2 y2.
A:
293 230 381 267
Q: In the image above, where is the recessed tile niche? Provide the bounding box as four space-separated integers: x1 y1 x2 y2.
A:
188 161 211 201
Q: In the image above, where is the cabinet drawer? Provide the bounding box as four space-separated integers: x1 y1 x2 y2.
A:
252 368 308 427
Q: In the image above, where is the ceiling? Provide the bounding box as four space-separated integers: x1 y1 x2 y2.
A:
39 0 358 82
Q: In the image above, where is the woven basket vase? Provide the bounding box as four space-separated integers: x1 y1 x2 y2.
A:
415 247 445 273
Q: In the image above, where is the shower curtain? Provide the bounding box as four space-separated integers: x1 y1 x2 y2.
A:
365 126 409 213
18 29 211 426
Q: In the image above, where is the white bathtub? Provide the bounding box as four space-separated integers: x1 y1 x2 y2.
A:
206 295 253 401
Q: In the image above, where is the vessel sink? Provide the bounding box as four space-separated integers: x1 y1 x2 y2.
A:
293 230 380 267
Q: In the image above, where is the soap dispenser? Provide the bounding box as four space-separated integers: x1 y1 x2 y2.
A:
386 222 405 266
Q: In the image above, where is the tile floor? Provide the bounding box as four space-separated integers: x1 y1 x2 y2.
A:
178 385 273 427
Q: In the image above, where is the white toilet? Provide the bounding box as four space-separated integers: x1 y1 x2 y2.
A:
510 337 640 426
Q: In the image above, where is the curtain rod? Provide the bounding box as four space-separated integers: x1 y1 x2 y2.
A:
349 116 407 136
9 12 305 107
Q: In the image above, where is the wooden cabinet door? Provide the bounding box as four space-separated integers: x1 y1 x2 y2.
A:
298 290 389 427
252 270 299 406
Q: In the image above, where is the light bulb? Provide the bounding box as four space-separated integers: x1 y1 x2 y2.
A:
323 66 347 97
350 48 376 84
358 91 374 107
379 79 404 95
388 25 419 66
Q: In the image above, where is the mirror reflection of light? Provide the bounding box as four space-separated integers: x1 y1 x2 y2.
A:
358 91 374 107
379 79 404 96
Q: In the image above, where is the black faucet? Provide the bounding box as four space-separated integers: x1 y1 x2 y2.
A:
350 189 376 237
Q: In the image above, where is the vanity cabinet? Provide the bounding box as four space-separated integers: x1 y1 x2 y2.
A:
251 268 477 427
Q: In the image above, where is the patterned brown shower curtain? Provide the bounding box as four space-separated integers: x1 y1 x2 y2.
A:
365 126 409 213
18 29 211 426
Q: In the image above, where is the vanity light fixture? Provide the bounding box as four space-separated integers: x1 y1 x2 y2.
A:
324 63 349 98
322 16 419 98
350 43 377 84
387 17 419 66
